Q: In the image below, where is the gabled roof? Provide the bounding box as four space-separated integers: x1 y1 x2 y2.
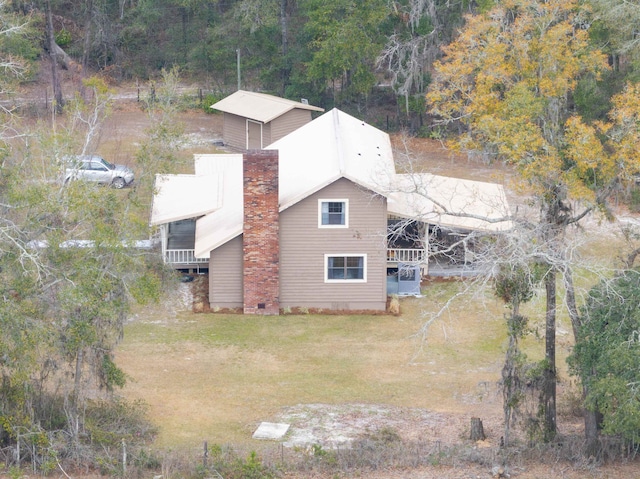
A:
193 108 396 257
150 107 513 259
273 108 396 211
211 90 324 123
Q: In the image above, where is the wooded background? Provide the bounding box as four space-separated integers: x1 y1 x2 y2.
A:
6 0 640 132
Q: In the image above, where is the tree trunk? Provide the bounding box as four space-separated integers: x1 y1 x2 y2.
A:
583 384 601 456
80 0 94 100
562 267 600 450
81 0 93 73
502 332 516 447
45 0 64 113
67 346 84 451
280 0 289 94
470 417 486 441
502 300 521 448
543 270 557 442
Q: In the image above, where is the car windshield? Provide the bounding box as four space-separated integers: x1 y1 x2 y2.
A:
98 158 116 170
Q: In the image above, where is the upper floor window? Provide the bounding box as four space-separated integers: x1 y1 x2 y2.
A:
319 199 349 228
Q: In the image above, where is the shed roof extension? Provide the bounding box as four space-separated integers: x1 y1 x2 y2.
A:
211 90 324 123
388 173 511 233
150 174 223 225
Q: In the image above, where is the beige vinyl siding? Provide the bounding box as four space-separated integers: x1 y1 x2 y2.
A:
262 121 272 146
270 109 312 144
222 113 248 150
279 178 387 311
223 109 310 150
209 235 243 308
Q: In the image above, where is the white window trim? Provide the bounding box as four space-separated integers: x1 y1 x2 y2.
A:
318 199 349 228
246 119 263 149
324 253 367 283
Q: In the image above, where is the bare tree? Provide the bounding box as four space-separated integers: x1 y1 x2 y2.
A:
44 0 64 113
377 0 468 114
386 136 634 450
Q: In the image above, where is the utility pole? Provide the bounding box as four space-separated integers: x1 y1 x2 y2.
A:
236 49 241 91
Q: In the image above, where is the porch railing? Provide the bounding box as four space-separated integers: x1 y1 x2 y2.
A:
164 249 208 265
164 248 423 265
387 248 427 264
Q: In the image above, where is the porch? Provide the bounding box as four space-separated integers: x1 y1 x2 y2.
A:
162 246 427 268
162 219 208 271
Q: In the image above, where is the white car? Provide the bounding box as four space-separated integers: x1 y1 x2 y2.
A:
65 155 134 189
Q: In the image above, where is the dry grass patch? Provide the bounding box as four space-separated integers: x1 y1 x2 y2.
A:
117 281 509 449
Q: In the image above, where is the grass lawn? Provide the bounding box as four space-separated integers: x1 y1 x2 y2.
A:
116 281 512 448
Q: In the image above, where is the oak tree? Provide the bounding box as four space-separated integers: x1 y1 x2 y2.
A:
427 0 640 447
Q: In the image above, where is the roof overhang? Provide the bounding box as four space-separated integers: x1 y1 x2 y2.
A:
387 173 513 232
150 174 222 225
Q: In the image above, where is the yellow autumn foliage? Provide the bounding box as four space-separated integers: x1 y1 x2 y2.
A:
426 0 640 207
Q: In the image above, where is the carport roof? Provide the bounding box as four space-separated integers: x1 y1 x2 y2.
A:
388 173 512 232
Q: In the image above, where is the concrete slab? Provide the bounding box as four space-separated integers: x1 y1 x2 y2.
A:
252 422 290 440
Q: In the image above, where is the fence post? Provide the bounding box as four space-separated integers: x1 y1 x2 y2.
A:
203 441 208 468
122 438 127 475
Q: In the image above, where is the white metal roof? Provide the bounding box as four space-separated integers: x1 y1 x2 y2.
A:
194 156 244 258
211 90 324 123
388 173 512 232
150 174 223 225
150 108 512 258
194 153 243 176
273 108 396 211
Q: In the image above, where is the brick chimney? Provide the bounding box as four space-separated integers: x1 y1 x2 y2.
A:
242 149 280 315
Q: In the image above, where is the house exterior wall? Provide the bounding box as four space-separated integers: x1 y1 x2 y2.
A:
222 112 247 150
279 178 388 311
270 109 312 144
222 110 311 150
209 235 243 308
208 178 388 312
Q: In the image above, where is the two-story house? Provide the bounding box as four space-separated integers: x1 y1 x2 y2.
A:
151 109 511 313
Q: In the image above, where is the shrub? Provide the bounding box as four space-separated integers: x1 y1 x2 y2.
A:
54 29 72 47
202 93 224 114
206 446 276 479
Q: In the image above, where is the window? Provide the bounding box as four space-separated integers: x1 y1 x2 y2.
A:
399 267 416 282
325 254 366 282
319 199 348 228
89 161 108 171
